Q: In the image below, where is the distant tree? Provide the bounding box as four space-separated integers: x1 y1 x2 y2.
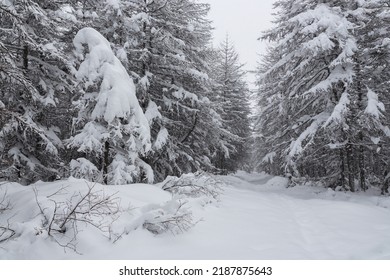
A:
210 36 251 173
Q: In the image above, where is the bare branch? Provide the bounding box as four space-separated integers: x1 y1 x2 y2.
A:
0 225 15 243
0 191 11 213
161 172 223 200
33 182 121 252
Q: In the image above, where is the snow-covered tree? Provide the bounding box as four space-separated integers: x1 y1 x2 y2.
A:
68 27 153 184
0 0 75 183
63 0 226 181
254 0 390 190
114 0 227 180
210 36 251 173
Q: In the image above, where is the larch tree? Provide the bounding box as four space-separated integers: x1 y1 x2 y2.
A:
0 0 74 183
210 36 251 173
67 27 152 184
254 0 390 191
63 0 228 181
118 0 228 180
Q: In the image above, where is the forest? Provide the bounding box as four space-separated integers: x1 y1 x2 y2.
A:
1 0 390 191
0 0 251 185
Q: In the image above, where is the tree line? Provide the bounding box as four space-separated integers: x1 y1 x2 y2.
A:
0 0 251 185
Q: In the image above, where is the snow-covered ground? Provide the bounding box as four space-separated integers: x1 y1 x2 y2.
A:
1 172 390 259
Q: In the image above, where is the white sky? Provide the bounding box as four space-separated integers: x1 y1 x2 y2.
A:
203 0 276 86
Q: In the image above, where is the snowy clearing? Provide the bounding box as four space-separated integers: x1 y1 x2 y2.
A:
1 172 390 259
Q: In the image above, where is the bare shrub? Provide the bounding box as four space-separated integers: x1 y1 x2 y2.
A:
34 183 121 251
161 172 223 200
0 190 15 243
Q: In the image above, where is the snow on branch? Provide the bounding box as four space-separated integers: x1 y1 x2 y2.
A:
262 152 277 164
289 113 329 157
73 27 150 146
365 88 385 119
324 91 350 127
142 199 194 235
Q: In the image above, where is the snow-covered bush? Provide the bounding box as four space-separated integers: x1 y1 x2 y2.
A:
142 199 193 235
70 158 101 182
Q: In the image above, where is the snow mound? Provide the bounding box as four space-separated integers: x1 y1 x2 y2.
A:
0 174 222 259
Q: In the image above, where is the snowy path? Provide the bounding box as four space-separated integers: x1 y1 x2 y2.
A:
97 173 390 259
2 173 390 259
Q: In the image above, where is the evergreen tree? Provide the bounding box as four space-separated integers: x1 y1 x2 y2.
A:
254 0 390 190
115 0 227 180
210 36 251 173
0 0 74 183
68 27 152 184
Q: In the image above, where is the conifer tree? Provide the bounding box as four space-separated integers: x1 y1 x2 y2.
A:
0 0 73 183
110 0 226 180
68 27 153 184
210 36 251 173
255 0 390 190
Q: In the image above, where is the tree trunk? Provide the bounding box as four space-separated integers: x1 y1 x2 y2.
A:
339 149 346 190
23 45 28 70
382 170 390 195
346 143 355 192
358 135 366 191
355 55 367 191
103 141 109 184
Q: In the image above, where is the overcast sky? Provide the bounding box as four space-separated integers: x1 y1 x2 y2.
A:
203 0 276 85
